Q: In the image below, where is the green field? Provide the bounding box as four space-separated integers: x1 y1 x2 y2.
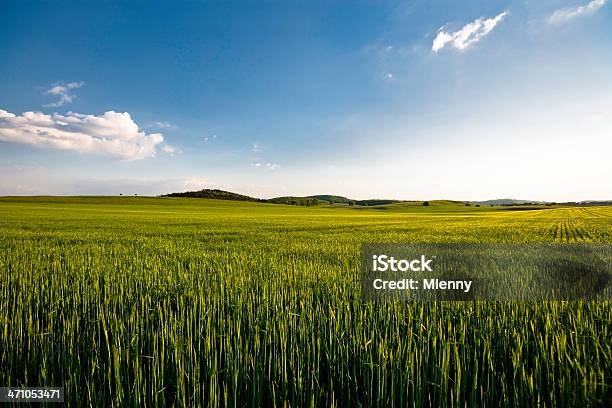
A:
0 197 610 406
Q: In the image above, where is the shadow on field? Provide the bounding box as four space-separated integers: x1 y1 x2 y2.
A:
538 252 611 300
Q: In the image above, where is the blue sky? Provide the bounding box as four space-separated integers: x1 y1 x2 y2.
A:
1 0 611 200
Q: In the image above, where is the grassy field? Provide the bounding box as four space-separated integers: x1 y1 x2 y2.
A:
0 196 610 406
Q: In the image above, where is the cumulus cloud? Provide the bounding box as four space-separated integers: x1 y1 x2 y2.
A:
432 11 508 53
0 109 174 160
549 0 607 23
44 82 84 107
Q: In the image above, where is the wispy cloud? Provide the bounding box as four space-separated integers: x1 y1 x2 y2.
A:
151 121 175 129
250 162 279 170
251 143 261 153
0 109 173 160
161 144 176 154
548 0 607 24
432 11 508 53
43 81 84 107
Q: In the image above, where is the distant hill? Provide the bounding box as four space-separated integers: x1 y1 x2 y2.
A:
267 196 320 206
475 199 547 206
307 195 352 204
162 189 265 202
475 199 612 207
306 195 400 206
162 190 404 207
575 200 612 206
361 200 485 212
162 190 321 206
354 199 400 206
161 190 611 208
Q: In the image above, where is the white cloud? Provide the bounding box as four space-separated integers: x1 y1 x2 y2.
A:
44 82 84 107
0 109 174 160
251 143 260 153
151 121 175 129
549 0 607 23
250 162 279 170
161 144 176 154
432 11 508 53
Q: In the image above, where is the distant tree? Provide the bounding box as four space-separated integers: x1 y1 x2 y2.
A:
475 204 480 207
465 203 471 206
422 201 429 206
119 193 123 196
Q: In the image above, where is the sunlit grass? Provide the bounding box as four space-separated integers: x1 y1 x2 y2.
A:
0 197 610 406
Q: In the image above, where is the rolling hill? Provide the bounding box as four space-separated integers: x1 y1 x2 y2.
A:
162 189 265 202
161 190 402 207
